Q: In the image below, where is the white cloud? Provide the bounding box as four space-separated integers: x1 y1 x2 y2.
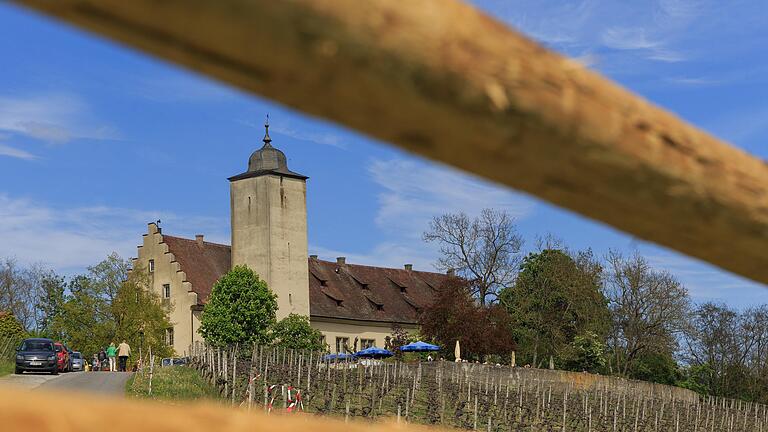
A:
601 28 661 51
270 124 346 149
309 242 438 272
369 158 534 236
0 194 227 273
0 143 37 160
0 94 117 144
311 157 535 271
664 76 721 86
132 73 237 103
238 117 347 150
642 248 768 308
489 0 707 70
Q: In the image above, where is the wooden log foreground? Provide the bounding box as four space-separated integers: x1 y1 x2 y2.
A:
12 0 768 285
0 386 420 432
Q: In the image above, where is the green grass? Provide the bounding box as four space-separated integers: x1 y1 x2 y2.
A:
0 360 15 377
126 365 222 403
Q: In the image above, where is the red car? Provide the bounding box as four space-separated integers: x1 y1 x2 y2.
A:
54 342 70 372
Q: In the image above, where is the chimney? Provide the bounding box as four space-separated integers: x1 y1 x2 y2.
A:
447 268 455 277
336 257 346 265
195 234 204 246
310 254 318 259
404 264 413 271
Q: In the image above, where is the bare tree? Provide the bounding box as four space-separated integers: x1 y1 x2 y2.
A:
605 251 690 376
423 208 523 305
683 303 768 400
0 257 48 331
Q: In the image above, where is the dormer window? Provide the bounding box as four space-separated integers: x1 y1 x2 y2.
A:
335 299 343 307
320 280 328 287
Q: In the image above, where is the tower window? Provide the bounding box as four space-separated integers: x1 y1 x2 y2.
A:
163 284 171 299
165 327 174 346
148 259 155 273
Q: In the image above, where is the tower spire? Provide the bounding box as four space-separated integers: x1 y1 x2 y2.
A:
263 113 272 147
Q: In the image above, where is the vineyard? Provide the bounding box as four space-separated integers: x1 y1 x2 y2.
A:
188 343 768 431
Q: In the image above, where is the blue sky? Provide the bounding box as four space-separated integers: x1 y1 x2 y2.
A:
0 1 766 307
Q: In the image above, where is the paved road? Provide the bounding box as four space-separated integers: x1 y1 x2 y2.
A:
1 371 132 396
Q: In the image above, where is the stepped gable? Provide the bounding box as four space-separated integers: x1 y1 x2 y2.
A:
162 235 231 304
308 257 448 324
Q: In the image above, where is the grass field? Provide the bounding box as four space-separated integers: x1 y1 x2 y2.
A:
126 365 221 403
0 360 14 377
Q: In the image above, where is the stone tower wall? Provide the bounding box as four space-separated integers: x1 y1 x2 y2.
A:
230 174 310 318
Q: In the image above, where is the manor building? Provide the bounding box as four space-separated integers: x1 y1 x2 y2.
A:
132 121 450 355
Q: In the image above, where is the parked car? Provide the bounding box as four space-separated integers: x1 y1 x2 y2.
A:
160 357 189 367
54 342 70 372
70 351 84 371
15 338 58 375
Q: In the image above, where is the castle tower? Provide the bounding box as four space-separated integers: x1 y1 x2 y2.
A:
229 118 309 318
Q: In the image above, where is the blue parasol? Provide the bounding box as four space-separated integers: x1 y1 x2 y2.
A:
399 341 441 352
354 347 394 358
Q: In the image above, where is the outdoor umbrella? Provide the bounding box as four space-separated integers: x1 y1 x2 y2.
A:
455 340 461 362
322 353 356 362
399 341 441 352
354 347 393 358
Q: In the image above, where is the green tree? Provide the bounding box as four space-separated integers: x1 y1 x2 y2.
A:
35 273 66 339
58 274 110 357
628 351 682 385
0 312 25 340
112 265 173 358
561 331 607 373
200 265 277 347
499 249 609 368
50 254 173 360
271 314 325 351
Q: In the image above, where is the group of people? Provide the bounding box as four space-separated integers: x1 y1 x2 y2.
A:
91 340 132 372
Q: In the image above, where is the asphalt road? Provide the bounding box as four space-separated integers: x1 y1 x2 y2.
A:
1 371 132 396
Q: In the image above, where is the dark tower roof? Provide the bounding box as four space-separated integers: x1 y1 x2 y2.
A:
229 116 307 181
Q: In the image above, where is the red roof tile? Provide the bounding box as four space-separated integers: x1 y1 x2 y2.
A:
162 234 449 323
162 235 231 304
308 258 449 324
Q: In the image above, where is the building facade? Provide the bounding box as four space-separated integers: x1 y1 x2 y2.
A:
132 120 449 355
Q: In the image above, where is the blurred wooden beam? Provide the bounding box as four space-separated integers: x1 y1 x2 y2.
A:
12 0 768 284
0 387 417 432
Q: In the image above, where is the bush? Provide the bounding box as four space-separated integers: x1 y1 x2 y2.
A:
561 331 606 373
0 312 25 340
271 314 325 351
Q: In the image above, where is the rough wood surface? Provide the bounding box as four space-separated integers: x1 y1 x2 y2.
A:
13 0 768 284
0 386 425 432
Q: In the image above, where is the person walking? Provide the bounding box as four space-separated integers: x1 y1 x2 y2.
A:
117 340 131 372
98 348 107 371
106 342 117 372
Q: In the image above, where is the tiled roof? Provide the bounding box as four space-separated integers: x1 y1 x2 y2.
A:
162 235 231 304
163 235 449 323
308 258 448 324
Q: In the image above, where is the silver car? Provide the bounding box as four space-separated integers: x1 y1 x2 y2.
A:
70 351 84 371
